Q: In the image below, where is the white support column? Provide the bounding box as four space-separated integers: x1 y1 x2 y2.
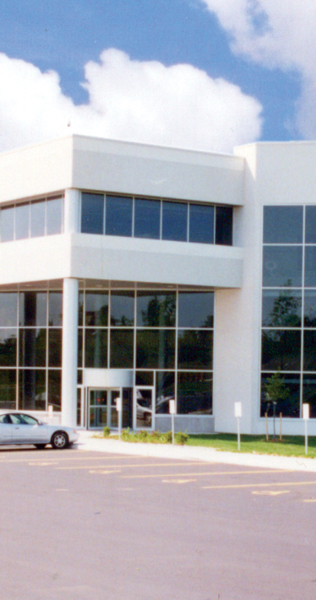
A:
64 188 80 233
61 277 79 427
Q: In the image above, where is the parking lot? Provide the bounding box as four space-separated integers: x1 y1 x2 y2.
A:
1 448 316 600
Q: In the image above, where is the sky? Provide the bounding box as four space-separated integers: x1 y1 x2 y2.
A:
0 0 314 154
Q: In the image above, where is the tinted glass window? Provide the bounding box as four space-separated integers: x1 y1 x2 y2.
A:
15 204 29 240
304 290 316 327
85 292 108 326
156 372 175 414
305 206 316 243
0 369 16 409
19 329 46 367
304 330 316 371
106 196 132 237
85 329 108 368
46 198 63 235
261 373 299 417
162 202 187 241
49 292 62 326
178 372 212 415
0 207 14 242
137 292 175 327
110 329 134 368
215 206 233 245
263 206 303 243
30 201 45 237
263 246 302 287
261 329 301 371
110 292 134 326
189 204 214 244
136 330 175 369
48 370 61 411
178 330 213 369
48 329 62 367
134 198 160 239
0 293 18 326
18 369 46 410
81 193 104 234
178 292 214 328
0 329 17 366
261 290 301 327
305 247 316 287
19 292 47 327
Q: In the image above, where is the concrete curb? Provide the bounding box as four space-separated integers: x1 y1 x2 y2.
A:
75 431 316 472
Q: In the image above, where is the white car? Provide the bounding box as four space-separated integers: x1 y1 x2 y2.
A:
0 411 78 449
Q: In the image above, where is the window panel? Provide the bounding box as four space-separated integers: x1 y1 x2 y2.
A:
18 369 46 410
137 292 175 327
261 373 300 417
263 206 303 244
0 329 17 366
155 371 175 414
19 329 46 367
49 292 62 326
261 329 301 371
46 198 63 235
178 292 214 328
262 290 301 327
110 329 133 368
305 247 316 287
305 206 316 244
136 330 175 369
85 329 108 368
0 207 14 242
30 201 45 237
263 246 302 287
81 193 104 234
177 372 212 415
110 291 134 326
0 369 16 409
19 292 47 327
189 204 214 244
48 370 61 411
0 293 18 326
106 196 132 237
303 375 316 418
15 204 29 240
48 329 62 367
134 198 160 239
85 292 108 326
162 201 187 241
215 206 233 245
178 330 213 369
304 330 316 371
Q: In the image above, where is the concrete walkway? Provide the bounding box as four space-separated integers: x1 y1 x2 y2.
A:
76 430 316 473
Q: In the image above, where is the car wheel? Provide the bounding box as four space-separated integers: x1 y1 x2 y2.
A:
35 444 47 449
51 431 68 449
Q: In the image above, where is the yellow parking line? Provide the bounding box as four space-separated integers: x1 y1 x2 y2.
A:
121 469 290 479
202 481 316 490
56 461 203 470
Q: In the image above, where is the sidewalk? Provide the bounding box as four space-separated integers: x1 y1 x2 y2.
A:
76 430 316 473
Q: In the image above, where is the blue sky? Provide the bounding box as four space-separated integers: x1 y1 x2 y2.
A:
0 0 313 153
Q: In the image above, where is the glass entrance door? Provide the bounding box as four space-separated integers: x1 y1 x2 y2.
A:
88 388 120 429
135 387 154 429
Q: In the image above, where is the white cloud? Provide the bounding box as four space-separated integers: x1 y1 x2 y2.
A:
202 0 316 137
0 49 262 154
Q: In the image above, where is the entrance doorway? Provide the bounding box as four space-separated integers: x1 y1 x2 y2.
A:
88 389 120 429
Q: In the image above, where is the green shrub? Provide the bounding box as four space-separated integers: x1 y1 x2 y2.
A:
103 426 111 437
163 431 173 443
175 431 189 445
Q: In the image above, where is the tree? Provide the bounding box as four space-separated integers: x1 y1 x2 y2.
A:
264 371 290 439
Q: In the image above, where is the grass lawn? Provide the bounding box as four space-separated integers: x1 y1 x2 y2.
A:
187 433 316 458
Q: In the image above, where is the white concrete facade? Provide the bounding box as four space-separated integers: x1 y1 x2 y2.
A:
0 135 315 435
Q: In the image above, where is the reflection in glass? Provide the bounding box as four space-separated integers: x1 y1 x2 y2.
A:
18 369 46 410
48 329 62 367
261 373 299 417
303 375 316 418
162 201 187 241
178 292 214 328
48 370 61 411
85 329 108 368
216 206 233 245
19 329 46 367
136 388 152 428
0 329 17 366
137 292 175 327
261 330 301 371
15 204 29 239
81 193 104 234
78 292 84 326
178 330 213 369
0 369 16 409
263 206 303 244
30 201 45 237
134 198 160 239
304 290 316 326
304 330 316 371
46 198 63 235
305 247 316 287
156 372 175 414
89 406 108 428
178 372 212 415
49 292 62 326
78 329 83 368
0 207 14 242
261 290 301 327
0 293 18 326
135 371 154 386
19 292 47 326
136 330 175 369
106 196 132 237
110 292 134 326
263 246 302 287
110 329 133 368
85 292 108 326
305 206 316 244
189 204 214 244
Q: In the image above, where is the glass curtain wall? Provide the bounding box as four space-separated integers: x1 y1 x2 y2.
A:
78 289 214 416
0 291 62 411
0 196 63 242
261 205 316 418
